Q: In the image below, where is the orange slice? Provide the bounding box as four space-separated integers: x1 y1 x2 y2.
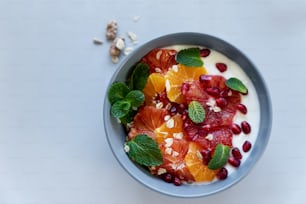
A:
165 64 207 103
154 114 184 144
184 142 217 182
142 73 165 106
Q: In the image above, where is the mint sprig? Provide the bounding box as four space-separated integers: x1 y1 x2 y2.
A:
225 77 248 94
188 101 206 124
108 82 130 105
129 62 150 90
176 47 203 67
125 90 145 108
111 100 131 118
208 144 230 170
126 134 163 166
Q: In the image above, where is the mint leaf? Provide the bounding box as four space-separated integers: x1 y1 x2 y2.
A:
126 134 163 166
188 101 205 124
119 110 137 125
130 62 150 90
125 90 145 108
108 82 130 105
111 100 131 118
208 144 230 170
225 78 248 94
176 48 203 67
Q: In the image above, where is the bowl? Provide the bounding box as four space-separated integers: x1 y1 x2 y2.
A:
103 32 272 198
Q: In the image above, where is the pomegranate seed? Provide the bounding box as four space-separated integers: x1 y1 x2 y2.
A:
200 48 211 57
242 141 252 152
228 157 241 167
199 75 212 86
161 173 173 183
241 121 251 134
206 87 220 97
181 83 190 95
231 147 243 160
216 97 227 108
216 167 228 180
237 104 247 114
200 149 212 165
182 112 188 120
173 177 182 186
215 63 227 72
231 123 242 134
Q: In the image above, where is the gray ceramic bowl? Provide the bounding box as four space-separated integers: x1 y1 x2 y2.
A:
103 32 272 198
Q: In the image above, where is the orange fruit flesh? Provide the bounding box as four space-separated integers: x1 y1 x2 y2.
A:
184 142 218 182
165 64 207 104
154 114 184 144
142 73 166 106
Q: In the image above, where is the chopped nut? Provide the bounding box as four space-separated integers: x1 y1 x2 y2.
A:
106 20 118 40
111 56 119 63
165 147 173 155
166 118 174 129
155 102 163 109
127 31 138 44
93 37 103 45
172 65 178 72
172 151 179 157
173 132 183 139
165 138 173 147
123 47 133 56
164 115 171 121
205 133 214 141
124 144 130 153
165 79 171 92
155 67 162 73
115 37 125 50
157 168 167 175
156 50 162 60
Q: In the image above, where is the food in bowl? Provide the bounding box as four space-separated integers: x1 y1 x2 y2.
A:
107 45 260 186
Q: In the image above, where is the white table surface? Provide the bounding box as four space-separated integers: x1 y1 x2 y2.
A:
1 0 306 203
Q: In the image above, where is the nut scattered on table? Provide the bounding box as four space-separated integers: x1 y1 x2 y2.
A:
109 37 125 63
106 20 118 41
93 37 103 45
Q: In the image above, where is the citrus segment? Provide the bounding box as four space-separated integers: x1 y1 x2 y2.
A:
165 64 207 103
154 114 184 144
142 73 166 106
184 142 217 182
128 106 168 139
150 139 194 182
141 48 177 74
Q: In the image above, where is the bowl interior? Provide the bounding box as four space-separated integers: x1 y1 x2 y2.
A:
104 32 272 198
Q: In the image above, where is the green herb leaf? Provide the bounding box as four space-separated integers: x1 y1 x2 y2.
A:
126 134 163 166
208 144 230 170
225 77 248 94
130 62 150 90
125 90 145 108
110 100 131 118
176 47 203 67
108 82 130 105
119 110 137 125
188 101 206 124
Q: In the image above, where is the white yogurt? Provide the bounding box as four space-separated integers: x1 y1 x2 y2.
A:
165 45 260 178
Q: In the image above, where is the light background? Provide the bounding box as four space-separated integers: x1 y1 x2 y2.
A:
0 0 305 203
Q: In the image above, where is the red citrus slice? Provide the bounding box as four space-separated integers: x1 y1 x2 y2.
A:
141 48 177 74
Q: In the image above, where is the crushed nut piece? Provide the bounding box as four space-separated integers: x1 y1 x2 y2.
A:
157 168 167 175
123 47 133 56
93 37 103 45
166 118 174 129
127 31 138 44
106 20 118 40
115 37 125 50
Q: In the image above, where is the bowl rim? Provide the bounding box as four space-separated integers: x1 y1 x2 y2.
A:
103 32 272 198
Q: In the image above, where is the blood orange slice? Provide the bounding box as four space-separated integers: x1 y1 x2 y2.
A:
165 64 207 104
150 138 194 182
184 142 217 182
154 114 184 144
141 48 177 74
142 73 166 106
128 106 168 139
